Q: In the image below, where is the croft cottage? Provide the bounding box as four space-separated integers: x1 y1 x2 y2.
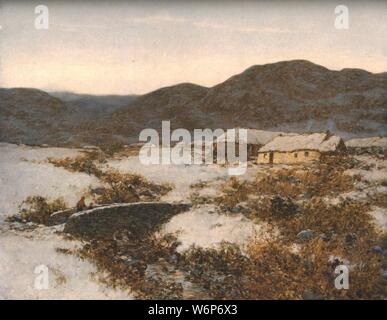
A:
216 129 283 161
257 132 346 164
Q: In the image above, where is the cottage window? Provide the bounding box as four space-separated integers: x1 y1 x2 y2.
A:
264 153 267 158
305 151 309 157
294 153 298 158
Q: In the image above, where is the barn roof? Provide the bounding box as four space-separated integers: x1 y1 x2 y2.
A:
259 133 343 153
217 129 283 145
345 137 387 148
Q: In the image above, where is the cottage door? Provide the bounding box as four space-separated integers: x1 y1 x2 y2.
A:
269 152 274 164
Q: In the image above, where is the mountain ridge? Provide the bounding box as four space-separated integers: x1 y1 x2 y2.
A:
1 60 386 146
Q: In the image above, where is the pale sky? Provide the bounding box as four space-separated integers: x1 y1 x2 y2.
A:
0 0 386 95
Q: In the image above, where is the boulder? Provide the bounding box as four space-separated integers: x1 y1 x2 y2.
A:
63 202 191 238
49 205 108 226
48 208 78 226
302 290 324 300
345 233 358 245
270 196 298 217
297 229 315 241
371 245 383 254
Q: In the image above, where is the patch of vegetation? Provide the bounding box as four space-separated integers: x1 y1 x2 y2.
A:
369 192 387 208
214 158 360 213
51 267 68 287
254 164 359 200
178 235 385 299
20 151 384 299
57 192 385 299
214 155 380 245
185 154 385 299
90 169 173 205
247 198 376 242
6 196 67 225
48 151 105 177
98 141 126 157
49 153 173 205
190 181 210 190
215 177 250 209
112 145 143 158
61 231 184 299
189 192 214 206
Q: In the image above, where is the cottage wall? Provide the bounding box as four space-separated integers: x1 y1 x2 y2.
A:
213 143 261 163
257 150 321 164
257 152 271 164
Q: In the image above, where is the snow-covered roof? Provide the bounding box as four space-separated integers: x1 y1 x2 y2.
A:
345 137 387 148
259 133 343 153
217 129 283 145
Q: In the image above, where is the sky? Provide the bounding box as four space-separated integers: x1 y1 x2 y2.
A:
0 0 386 95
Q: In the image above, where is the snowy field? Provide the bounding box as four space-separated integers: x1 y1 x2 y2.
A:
0 143 130 299
0 143 101 218
105 152 271 251
0 226 132 299
161 205 271 252
0 143 263 299
1 143 385 299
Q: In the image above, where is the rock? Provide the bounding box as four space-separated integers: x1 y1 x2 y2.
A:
169 254 178 264
297 229 315 241
89 187 106 196
8 221 38 232
345 233 357 245
48 208 78 226
230 207 240 213
302 290 323 300
63 202 191 238
328 255 349 268
82 145 99 150
270 196 298 217
371 246 383 254
318 233 329 241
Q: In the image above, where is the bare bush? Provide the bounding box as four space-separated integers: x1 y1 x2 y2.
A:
215 177 251 209
178 235 385 299
48 152 104 177
91 169 173 205
64 232 184 299
12 196 67 225
253 163 359 199
49 153 173 205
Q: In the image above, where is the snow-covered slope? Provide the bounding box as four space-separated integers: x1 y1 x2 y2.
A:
346 137 387 148
0 143 101 217
0 144 131 299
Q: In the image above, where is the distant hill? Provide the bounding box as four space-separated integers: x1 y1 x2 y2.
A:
110 60 386 141
108 83 210 139
50 91 138 114
0 89 138 146
0 88 72 145
198 60 387 135
1 60 386 147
